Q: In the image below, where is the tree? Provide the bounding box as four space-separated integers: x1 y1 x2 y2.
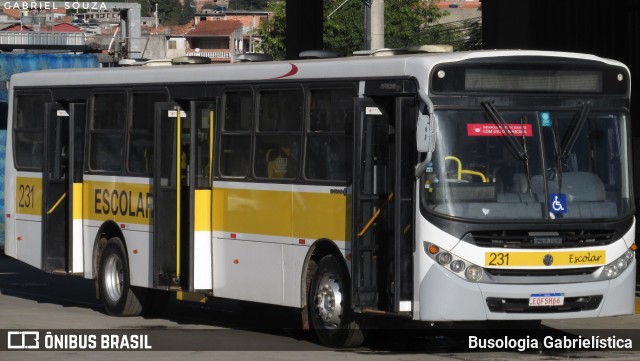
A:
257 0 479 59
131 0 194 25
255 1 287 60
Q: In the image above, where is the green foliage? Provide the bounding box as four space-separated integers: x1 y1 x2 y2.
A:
323 0 451 55
257 0 482 59
323 0 364 56
130 0 195 25
255 1 287 60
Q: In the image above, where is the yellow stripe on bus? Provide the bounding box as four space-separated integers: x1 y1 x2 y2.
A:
15 176 42 216
485 250 606 267
83 180 152 225
73 182 83 219
212 187 347 241
194 189 212 232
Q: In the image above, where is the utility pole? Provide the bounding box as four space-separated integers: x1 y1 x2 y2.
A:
370 0 384 50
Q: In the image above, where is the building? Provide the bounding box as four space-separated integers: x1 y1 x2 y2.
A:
149 9 271 62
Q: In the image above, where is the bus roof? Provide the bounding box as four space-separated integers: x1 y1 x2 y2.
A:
9 50 628 89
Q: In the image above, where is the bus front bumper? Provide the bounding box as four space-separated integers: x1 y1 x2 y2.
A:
416 260 636 321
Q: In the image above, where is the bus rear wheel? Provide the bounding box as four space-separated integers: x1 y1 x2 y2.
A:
308 255 364 348
98 238 145 316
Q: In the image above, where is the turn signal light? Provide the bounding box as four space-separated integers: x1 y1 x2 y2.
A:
427 244 439 255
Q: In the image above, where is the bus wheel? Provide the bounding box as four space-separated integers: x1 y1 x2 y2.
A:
98 238 145 316
308 255 364 348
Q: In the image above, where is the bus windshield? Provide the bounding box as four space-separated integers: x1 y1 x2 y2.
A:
421 108 633 221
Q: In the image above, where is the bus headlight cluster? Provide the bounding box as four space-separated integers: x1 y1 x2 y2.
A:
602 248 635 280
424 242 483 282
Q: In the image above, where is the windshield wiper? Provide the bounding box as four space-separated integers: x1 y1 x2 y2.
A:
550 101 591 194
481 101 532 194
561 101 592 160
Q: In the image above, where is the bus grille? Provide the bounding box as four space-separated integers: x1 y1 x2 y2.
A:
464 230 618 249
486 295 603 313
484 267 599 277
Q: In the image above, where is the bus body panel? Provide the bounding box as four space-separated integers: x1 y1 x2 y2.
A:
82 175 154 288
210 181 348 306
193 188 213 290
418 260 636 321
71 182 84 273
12 173 43 269
14 219 42 269
212 237 285 305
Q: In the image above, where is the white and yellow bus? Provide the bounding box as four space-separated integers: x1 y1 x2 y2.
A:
4 49 637 347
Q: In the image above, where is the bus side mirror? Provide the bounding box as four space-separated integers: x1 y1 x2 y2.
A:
417 113 435 153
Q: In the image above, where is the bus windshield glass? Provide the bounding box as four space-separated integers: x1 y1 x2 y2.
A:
421 108 632 220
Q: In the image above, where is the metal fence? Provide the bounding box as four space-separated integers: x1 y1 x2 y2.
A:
0 32 87 47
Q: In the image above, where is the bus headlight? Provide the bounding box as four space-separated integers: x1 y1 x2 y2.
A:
450 260 465 273
601 247 635 280
423 242 483 282
436 252 452 265
465 265 483 282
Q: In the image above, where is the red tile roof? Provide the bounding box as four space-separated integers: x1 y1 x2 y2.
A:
2 24 30 31
148 23 194 36
49 23 82 32
186 20 242 37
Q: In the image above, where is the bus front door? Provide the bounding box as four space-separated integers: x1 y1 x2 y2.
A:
353 96 416 316
42 103 86 273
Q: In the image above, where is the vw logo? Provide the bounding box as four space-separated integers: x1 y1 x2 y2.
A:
543 254 554 266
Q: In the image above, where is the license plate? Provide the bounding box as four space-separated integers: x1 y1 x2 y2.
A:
529 293 564 307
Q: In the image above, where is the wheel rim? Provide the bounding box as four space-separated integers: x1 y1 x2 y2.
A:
314 273 344 329
103 253 124 302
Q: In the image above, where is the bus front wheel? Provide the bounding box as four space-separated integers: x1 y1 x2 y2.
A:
308 255 364 348
98 238 145 316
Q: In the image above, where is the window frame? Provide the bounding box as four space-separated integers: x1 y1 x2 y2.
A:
87 90 127 174
126 89 169 176
253 85 304 181
12 91 53 171
217 87 254 179
302 85 357 185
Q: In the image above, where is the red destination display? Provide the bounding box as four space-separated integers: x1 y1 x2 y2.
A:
467 123 533 137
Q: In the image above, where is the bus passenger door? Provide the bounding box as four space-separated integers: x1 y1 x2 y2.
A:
154 101 215 292
68 103 86 273
352 96 416 316
42 103 69 272
153 103 187 289
189 101 216 292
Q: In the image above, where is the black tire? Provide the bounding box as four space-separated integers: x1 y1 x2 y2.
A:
308 255 365 348
98 238 145 316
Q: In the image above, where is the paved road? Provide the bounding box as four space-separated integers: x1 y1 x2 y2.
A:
0 254 639 360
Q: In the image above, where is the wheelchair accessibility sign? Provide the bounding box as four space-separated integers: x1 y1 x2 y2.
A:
550 194 567 214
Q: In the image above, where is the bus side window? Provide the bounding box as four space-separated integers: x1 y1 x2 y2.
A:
304 87 355 182
128 92 168 175
219 90 252 178
254 88 302 180
89 92 126 173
